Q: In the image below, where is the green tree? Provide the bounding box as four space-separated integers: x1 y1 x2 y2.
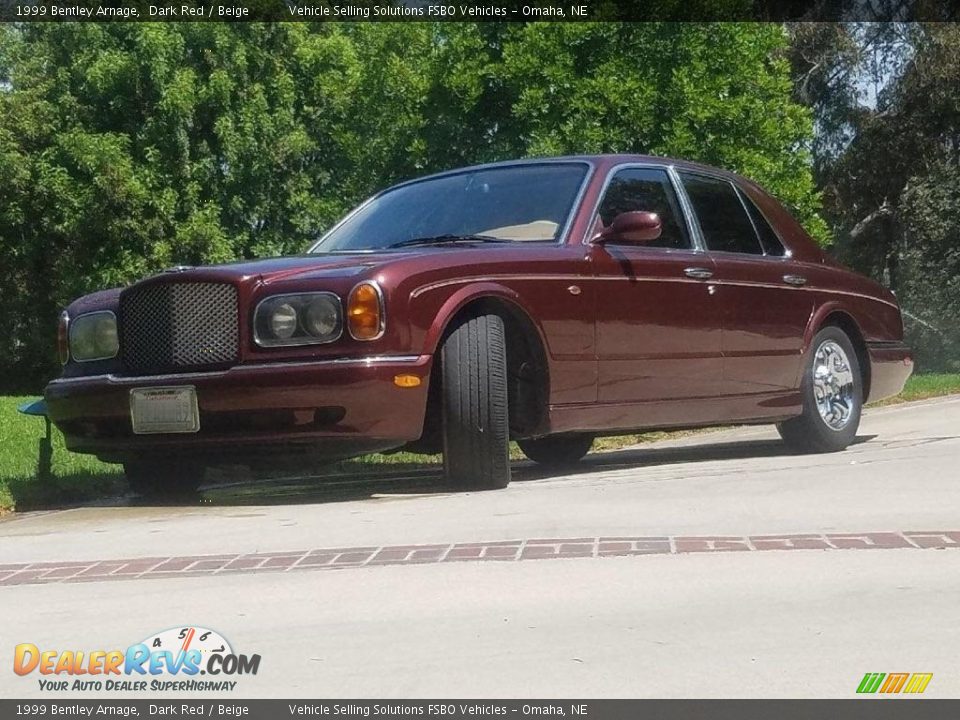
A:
1 22 827 392
497 23 827 242
788 23 960 370
0 23 428 390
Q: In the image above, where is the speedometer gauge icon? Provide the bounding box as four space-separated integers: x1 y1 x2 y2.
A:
139 626 233 662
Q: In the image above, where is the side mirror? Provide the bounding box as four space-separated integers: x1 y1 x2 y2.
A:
594 211 662 245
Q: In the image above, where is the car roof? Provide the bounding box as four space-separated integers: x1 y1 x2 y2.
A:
389 154 748 190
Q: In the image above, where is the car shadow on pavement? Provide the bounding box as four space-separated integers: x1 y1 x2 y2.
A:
511 434 879 483
121 433 879 508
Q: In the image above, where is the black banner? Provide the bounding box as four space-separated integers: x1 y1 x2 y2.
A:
1 700 960 720
1 0 958 22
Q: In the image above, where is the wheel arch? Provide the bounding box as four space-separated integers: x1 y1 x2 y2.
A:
806 303 871 401
417 285 553 447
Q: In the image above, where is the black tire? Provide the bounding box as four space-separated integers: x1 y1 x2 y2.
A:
441 314 511 489
518 434 594 466
124 460 206 498
777 326 863 453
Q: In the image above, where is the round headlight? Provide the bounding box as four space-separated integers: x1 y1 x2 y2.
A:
303 296 339 338
94 315 119 356
270 303 298 339
68 311 118 361
254 292 343 347
71 326 97 359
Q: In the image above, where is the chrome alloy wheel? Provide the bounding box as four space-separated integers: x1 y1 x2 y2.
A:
812 340 856 431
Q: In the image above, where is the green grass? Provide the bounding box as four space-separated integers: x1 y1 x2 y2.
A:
2 372 959 514
0 396 126 513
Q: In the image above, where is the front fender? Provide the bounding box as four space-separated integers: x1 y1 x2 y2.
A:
417 282 548 357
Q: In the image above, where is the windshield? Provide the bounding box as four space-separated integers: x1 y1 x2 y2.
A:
311 163 589 253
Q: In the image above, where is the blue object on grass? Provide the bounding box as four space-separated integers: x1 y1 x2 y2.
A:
18 398 48 417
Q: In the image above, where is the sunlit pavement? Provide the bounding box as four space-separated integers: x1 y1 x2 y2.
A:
2 396 959 698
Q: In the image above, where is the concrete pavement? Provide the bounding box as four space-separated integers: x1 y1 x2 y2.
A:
1 396 958 563
1 396 958 697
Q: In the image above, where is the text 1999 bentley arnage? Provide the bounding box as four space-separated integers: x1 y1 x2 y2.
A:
46 156 913 495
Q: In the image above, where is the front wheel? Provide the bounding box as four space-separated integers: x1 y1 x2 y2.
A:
441 314 511 489
518 434 594 466
124 460 206 498
777 326 863 453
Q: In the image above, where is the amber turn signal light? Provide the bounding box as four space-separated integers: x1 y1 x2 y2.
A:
394 374 421 388
347 282 383 340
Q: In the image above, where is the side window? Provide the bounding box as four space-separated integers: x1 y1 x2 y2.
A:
597 168 691 250
740 191 787 257
679 172 763 255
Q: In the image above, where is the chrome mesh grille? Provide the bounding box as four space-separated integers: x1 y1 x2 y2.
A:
120 282 238 374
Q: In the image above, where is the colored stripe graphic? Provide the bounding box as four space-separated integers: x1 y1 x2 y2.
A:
857 672 932 694
904 674 933 694
880 673 909 693
857 673 886 694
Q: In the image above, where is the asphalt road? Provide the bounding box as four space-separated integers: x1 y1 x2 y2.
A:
1 396 959 699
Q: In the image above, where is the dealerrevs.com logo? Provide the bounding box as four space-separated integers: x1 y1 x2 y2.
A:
13 626 261 692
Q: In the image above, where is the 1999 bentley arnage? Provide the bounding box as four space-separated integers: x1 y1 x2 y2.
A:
46 156 913 495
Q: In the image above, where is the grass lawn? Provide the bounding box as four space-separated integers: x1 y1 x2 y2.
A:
2 372 959 514
0 397 127 513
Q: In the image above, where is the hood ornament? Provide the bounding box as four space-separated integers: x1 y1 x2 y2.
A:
163 265 193 273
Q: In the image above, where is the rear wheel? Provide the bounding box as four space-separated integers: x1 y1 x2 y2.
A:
518 434 594 466
441 314 511 489
124 460 206 498
777 326 863 453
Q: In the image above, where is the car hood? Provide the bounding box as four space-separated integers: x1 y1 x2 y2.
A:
68 243 546 315
163 251 411 284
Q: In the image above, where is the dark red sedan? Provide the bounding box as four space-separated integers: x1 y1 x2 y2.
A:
45 155 913 495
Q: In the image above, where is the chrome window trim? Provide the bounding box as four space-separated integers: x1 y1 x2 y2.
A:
674 169 767 257
667 165 707 252
308 160 596 253
675 167 797 260
580 162 705 253
732 184 792 259
559 161 597 246
252 291 344 348
69 310 119 363
347 280 386 341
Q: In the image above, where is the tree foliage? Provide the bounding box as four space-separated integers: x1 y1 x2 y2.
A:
1 22 825 392
789 23 960 370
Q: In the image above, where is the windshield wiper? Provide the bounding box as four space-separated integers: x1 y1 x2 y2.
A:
387 234 512 249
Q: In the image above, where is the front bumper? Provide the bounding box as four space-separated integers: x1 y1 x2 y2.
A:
45 354 433 464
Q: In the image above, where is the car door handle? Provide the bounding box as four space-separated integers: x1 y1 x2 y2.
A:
783 274 807 286
684 267 713 280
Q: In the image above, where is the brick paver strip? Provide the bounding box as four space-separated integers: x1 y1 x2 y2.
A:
1 530 956 587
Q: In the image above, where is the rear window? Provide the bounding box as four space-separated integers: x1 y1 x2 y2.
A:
679 172 763 255
740 191 787 257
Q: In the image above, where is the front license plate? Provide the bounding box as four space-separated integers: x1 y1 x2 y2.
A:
130 387 200 434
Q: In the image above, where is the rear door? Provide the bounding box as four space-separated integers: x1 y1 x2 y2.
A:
677 171 812 395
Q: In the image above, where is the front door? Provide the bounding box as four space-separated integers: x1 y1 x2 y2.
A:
591 166 724 426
